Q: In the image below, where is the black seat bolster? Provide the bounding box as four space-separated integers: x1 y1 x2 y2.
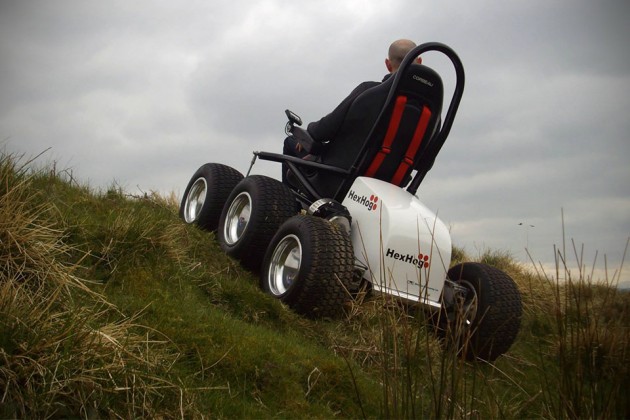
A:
291 126 323 155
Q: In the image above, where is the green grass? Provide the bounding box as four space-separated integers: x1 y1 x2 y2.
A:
1 150 629 418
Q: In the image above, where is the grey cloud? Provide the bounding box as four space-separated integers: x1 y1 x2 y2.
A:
0 0 628 276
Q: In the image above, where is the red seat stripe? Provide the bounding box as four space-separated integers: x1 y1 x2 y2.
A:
364 95 407 177
391 105 432 186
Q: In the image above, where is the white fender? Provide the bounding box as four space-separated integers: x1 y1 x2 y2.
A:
341 177 451 307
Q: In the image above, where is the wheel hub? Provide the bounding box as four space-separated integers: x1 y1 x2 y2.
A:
267 234 302 296
453 280 478 327
224 192 252 245
184 178 207 223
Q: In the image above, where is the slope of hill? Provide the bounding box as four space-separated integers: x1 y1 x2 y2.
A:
1 151 628 418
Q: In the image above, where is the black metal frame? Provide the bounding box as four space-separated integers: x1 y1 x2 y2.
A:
255 42 465 204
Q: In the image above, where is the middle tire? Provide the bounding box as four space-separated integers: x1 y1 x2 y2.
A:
218 175 297 271
261 215 355 318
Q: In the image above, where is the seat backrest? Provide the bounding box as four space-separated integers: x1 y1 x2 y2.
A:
312 64 444 200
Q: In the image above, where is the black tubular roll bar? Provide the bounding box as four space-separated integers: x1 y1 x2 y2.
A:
404 42 465 195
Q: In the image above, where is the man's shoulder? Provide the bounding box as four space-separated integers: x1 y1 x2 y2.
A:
348 80 381 97
356 80 381 90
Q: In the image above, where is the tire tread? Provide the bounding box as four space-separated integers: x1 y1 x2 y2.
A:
179 163 243 231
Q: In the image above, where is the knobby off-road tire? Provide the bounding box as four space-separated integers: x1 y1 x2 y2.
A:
261 215 355 318
443 262 522 362
218 175 297 271
179 163 244 231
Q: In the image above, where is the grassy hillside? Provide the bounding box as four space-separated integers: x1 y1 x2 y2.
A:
1 151 628 418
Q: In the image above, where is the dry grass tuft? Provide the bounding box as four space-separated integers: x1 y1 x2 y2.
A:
527 239 630 419
0 153 195 418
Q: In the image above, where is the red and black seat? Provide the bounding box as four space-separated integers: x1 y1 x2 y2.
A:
307 63 444 199
257 42 465 205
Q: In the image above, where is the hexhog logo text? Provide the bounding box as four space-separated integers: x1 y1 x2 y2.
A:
347 190 378 211
386 248 430 269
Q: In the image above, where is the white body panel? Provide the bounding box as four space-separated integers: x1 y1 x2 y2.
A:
341 177 451 308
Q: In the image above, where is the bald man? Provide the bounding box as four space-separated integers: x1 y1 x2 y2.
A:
386 39 421 73
283 39 421 164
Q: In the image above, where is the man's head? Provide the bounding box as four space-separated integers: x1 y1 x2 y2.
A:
385 39 421 73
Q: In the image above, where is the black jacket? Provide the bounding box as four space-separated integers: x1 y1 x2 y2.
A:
307 74 391 143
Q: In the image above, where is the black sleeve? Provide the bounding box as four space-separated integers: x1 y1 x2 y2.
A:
307 81 378 143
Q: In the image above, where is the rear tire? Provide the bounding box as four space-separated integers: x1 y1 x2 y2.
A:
439 262 522 362
218 175 297 271
261 215 354 318
179 163 244 231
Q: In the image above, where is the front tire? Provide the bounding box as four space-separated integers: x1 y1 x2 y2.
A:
440 262 522 362
218 175 297 271
261 215 354 318
179 163 243 231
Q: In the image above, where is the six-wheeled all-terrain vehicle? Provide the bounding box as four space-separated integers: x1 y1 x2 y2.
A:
179 43 522 361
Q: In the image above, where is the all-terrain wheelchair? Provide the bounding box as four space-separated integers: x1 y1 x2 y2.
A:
179 42 522 361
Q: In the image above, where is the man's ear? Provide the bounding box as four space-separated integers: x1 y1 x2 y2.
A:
385 58 393 72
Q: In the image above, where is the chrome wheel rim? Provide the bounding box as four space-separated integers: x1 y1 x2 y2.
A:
184 178 207 223
223 192 252 245
267 234 302 296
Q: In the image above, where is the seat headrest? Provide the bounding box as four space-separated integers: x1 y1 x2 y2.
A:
398 64 444 102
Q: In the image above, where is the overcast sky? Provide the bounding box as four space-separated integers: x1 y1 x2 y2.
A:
1 0 628 284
